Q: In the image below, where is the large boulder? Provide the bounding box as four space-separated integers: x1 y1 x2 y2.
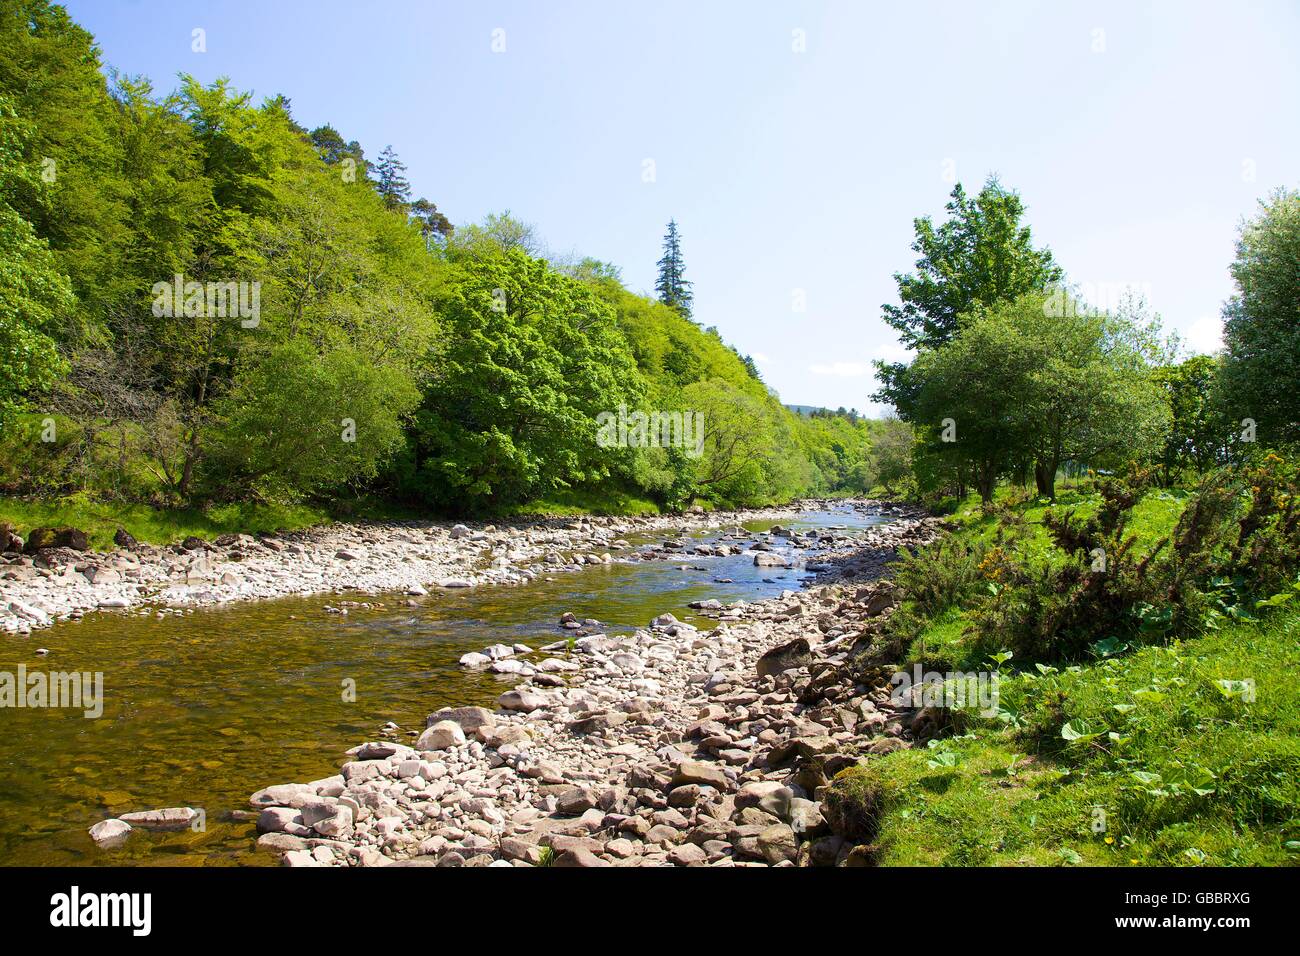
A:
757 823 798 864
417 720 467 751
0 522 22 554
426 706 495 737
756 638 812 678
670 760 730 791
24 526 89 554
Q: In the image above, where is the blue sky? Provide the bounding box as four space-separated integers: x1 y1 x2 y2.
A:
66 0 1300 413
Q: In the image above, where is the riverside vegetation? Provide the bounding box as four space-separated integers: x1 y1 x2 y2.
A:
1 1 1298 868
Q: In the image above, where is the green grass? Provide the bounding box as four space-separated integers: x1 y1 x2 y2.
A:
491 486 664 518
0 494 330 550
828 607 1300 866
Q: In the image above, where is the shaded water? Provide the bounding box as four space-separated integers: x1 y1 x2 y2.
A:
0 504 890 866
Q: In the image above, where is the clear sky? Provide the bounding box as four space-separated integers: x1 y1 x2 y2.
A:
64 0 1300 413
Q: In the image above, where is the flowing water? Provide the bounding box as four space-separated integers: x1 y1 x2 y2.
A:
0 504 892 866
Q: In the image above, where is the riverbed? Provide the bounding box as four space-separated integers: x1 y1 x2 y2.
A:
0 502 895 866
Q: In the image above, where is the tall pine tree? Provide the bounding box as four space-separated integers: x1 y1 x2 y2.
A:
374 144 411 211
655 219 693 318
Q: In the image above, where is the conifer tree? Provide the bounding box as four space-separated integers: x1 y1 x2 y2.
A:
374 144 411 211
655 219 693 318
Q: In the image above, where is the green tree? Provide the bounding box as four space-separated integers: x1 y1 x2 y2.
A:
1218 188 1300 448
655 219 694 319
404 248 640 510
206 339 418 500
905 293 1169 502
875 179 1061 416
374 144 411 211
0 97 71 422
1153 354 1228 483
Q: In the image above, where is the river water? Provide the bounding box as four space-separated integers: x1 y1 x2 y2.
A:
0 503 892 866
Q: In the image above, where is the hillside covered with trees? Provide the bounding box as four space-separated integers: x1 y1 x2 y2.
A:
0 0 884 527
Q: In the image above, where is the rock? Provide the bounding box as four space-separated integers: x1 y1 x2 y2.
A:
416 720 467 750
459 652 491 668
667 842 707 866
334 549 361 561
113 528 137 549
0 522 21 553
755 638 812 678
753 552 790 567
449 524 472 539
736 781 793 819
88 819 132 848
671 760 731 791
483 724 530 748
249 783 315 808
757 823 798 864
500 837 544 865
498 690 547 712
24 526 89 553
556 787 598 816
117 807 199 832
8 600 50 626
426 706 495 737
568 711 627 735
256 807 303 833
180 535 205 551
552 846 611 867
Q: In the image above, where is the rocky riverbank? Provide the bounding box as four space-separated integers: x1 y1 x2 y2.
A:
237 511 942 868
1 500 875 636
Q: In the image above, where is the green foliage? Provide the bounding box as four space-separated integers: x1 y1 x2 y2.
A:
881 457 1300 669
832 606 1300 865
0 493 328 550
1153 354 1230 483
0 97 70 422
897 291 1169 501
205 339 420 501
874 177 1061 413
1218 189 1300 448
654 219 693 319
399 248 641 511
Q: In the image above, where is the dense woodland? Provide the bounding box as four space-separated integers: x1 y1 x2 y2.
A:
1 1 1296 523
0 1 888 517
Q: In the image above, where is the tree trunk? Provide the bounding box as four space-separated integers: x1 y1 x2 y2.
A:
1034 461 1056 500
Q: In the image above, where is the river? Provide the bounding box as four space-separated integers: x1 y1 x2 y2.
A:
0 502 893 866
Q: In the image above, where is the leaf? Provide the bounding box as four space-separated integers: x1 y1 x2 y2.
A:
926 751 960 770
1061 719 1099 744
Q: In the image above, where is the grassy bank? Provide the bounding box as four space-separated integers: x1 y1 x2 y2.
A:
827 607 1300 865
826 479 1300 866
0 487 666 550
0 495 334 550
